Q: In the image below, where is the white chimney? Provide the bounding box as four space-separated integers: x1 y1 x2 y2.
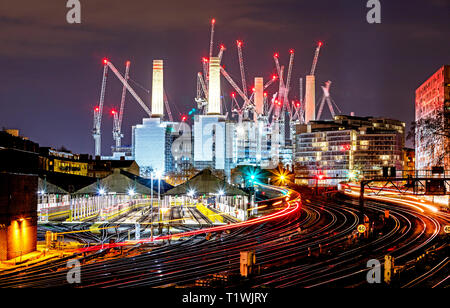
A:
151 60 164 117
207 57 221 115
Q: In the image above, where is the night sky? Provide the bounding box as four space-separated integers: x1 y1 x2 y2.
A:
0 0 449 155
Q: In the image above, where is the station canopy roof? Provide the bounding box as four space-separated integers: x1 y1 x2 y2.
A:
38 177 68 194
164 169 248 196
75 169 155 195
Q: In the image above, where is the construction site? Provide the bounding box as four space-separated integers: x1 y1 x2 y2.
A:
92 18 341 180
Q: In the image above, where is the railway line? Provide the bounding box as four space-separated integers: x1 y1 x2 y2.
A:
0 185 448 288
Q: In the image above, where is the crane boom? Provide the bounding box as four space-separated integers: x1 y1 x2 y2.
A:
217 44 225 62
113 61 130 148
264 75 278 89
220 66 251 106
105 60 152 117
236 40 248 98
310 42 322 76
118 61 130 133
163 90 174 122
202 57 209 86
284 50 294 104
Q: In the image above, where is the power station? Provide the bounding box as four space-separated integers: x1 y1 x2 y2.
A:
93 19 338 180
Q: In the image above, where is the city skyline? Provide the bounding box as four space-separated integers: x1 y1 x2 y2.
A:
0 0 449 293
0 0 449 155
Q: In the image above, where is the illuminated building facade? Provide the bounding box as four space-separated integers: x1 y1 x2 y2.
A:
415 65 450 170
294 115 405 184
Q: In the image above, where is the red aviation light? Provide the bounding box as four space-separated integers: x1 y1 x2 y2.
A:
211 18 216 25
126 60 131 65
181 115 187 122
231 92 236 98
318 41 323 47
220 44 225 50
289 49 294 54
102 58 108 65
252 87 256 92
111 109 117 115
274 52 279 58
94 106 100 112
272 74 277 80
202 57 208 63
263 92 268 97
236 40 243 47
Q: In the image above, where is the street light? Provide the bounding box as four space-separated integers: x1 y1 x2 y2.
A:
127 188 135 197
187 189 196 198
98 187 106 196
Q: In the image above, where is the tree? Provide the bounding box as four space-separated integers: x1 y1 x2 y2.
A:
408 109 449 167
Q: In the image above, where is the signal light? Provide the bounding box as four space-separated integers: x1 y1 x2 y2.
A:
237 40 242 47
220 44 225 49
126 60 130 65
94 106 100 112
231 92 236 98
318 41 323 47
272 75 277 80
274 52 279 58
102 58 108 65
202 57 208 63
289 49 294 54
252 87 255 92
181 115 187 122
211 18 216 24
263 92 267 97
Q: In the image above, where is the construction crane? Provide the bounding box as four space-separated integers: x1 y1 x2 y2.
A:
195 72 208 113
283 49 295 114
112 60 130 149
236 40 248 99
92 60 109 156
316 80 341 120
104 59 152 117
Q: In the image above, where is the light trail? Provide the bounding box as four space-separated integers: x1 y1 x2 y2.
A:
72 187 302 253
